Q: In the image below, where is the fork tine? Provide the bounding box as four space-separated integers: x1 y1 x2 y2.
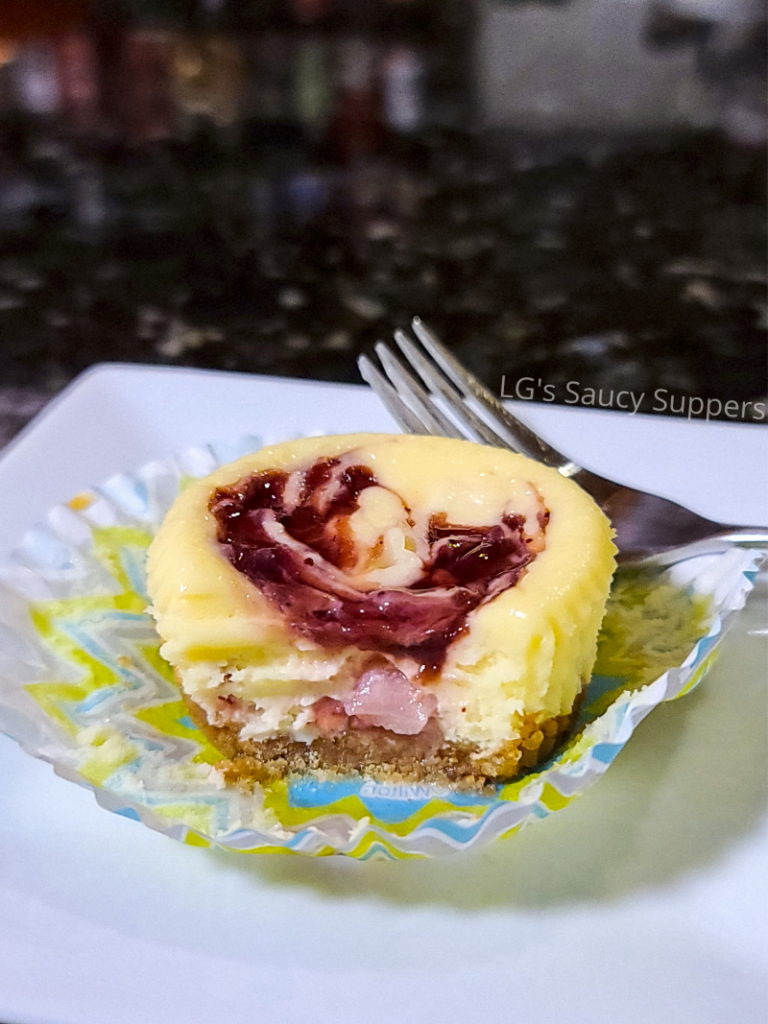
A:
411 317 572 469
357 354 433 435
392 328 513 450
373 342 465 439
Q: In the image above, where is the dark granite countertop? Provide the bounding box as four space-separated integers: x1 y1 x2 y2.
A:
0 6 766 448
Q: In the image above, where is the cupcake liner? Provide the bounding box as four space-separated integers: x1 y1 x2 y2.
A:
0 437 762 861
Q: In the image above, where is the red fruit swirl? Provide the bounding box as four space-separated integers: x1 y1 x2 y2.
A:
209 456 544 673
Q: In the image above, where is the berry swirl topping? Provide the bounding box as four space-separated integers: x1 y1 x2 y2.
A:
210 455 547 672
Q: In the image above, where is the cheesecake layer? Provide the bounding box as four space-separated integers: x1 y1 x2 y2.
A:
147 434 616 781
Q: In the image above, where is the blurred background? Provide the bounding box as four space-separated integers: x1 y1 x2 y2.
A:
0 0 765 446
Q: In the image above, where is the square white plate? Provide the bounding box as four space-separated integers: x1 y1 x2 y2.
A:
0 364 766 1024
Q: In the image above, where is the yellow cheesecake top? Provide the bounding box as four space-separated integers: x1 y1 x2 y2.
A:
148 434 616 701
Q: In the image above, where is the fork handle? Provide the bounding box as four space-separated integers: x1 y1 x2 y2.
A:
714 526 768 547
626 528 768 568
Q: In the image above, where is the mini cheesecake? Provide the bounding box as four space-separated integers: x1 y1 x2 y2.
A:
147 434 616 784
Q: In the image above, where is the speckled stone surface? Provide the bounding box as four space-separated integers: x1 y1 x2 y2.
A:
0 127 765 449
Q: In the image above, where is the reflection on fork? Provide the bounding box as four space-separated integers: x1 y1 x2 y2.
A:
358 318 768 564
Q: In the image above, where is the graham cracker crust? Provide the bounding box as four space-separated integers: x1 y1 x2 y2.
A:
183 692 579 792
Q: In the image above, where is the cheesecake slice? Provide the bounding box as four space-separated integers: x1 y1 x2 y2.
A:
147 433 616 784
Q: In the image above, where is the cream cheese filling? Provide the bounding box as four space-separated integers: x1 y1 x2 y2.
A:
149 434 617 760
179 645 547 754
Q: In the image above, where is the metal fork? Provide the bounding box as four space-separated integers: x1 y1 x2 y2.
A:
358 318 768 564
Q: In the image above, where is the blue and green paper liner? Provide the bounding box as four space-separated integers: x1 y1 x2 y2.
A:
0 439 761 860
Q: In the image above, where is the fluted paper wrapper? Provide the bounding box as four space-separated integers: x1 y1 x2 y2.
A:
0 439 762 860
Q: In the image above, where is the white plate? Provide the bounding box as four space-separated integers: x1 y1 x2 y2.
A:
0 363 766 1024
